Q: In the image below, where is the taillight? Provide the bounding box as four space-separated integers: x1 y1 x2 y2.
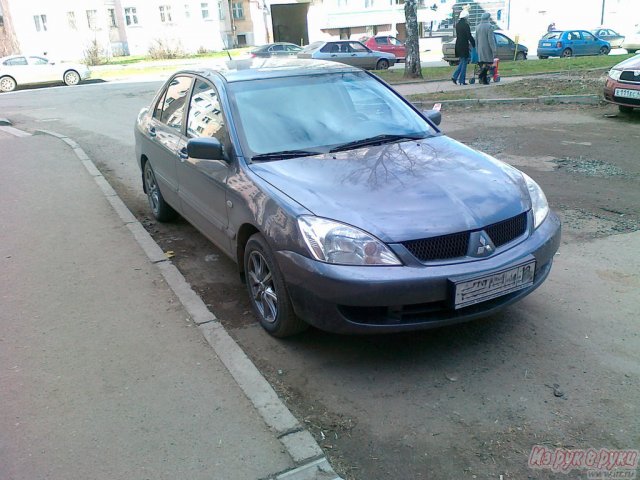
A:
249 53 256 58
556 42 562 48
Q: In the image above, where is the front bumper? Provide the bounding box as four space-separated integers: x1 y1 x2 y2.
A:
276 211 561 334
603 78 640 108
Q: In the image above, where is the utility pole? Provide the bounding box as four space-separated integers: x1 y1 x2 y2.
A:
600 0 605 25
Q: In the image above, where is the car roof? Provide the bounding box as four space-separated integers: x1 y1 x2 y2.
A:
177 58 360 83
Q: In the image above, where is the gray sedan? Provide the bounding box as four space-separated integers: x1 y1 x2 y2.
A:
134 59 560 337
297 40 396 69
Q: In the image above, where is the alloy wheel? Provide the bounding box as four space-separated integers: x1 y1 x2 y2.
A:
0 76 16 92
144 164 160 215
64 71 80 86
247 251 278 323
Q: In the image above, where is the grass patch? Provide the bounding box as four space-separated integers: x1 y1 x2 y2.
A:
106 47 252 65
377 54 634 84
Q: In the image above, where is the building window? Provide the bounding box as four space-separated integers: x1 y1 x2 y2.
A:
67 11 77 29
34 14 48 32
364 0 373 7
160 5 173 22
86 10 98 29
232 2 243 19
201 2 210 19
108 8 117 27
237 33 247 45
184 4 191 18
125 7 139 26
336 0 347 7
218 1 225 19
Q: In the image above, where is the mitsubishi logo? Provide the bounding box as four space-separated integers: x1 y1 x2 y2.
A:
470 231 495 257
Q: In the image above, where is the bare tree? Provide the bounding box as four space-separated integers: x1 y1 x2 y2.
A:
0 0 20 56
403 0 422 79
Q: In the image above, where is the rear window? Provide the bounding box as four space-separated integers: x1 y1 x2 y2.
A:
542 32 561 40
300 41 323 53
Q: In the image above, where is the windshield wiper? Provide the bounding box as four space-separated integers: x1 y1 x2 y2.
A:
330 134 427 153
251 149 323 161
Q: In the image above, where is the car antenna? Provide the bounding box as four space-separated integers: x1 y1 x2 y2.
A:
226 50 232 60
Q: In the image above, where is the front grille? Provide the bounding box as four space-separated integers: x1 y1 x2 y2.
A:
402 231 469 262
485 212 528 247
401 212 528 262
620 71 640 83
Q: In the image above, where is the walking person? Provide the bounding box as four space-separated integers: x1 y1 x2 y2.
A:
475 12 497 85
451 9 475 85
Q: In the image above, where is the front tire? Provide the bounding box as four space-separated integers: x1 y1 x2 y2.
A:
626 49 637 54
515 51 526 61
376 59 390 70
63 70 81 86
562 48 573 58
538 55 549 59
0 76 17 92
244 233 308 337
599 46 610 55
143 161 177 222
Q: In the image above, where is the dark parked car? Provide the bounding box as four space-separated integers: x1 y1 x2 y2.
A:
537 30 610 58
362 35 406 62
134 59 561 337
297 40 396 69
591 28 625 48
604 53 640 112
443 31 527 65
248 42 302 58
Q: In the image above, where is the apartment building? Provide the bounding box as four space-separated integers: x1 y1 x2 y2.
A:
0 0 239 59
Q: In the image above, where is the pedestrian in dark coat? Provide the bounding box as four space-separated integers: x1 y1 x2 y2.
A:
451 10 475 85
475 12 497 84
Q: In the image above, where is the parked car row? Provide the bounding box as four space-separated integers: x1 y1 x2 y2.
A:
249 39 400 70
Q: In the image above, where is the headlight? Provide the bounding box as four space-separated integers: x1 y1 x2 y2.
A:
298 216 401 266
608 69 622 81
522 173 549 229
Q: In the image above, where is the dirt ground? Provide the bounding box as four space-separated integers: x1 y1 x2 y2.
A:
133 103 640 479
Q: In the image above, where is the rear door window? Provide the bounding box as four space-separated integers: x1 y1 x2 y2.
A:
186 79 229 150
4 56 27 66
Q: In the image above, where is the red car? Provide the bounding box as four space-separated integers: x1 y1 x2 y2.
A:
604 54 640 113
362 35 406 62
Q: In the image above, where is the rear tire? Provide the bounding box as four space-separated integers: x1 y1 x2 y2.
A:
515 51 526 61
63 70 81 86
376 59 390 70
599 46 610 55
143 161 177 222
0 76 17 92
244 233 308 338
626 49 637 54
538 55 549 59
619 105 634 113
562 48 573 58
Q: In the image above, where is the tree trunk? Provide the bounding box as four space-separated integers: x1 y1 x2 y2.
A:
0 0 20 57
403 0 422 79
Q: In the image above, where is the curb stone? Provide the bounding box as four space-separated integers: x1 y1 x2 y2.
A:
413 94 599 109
33 128 344 480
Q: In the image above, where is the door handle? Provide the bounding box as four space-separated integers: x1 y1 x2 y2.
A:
148 126 156 137
331 54 337 57
178 147 188 162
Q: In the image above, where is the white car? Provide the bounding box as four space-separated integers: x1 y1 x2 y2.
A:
0 55 90 92
622 30 640 53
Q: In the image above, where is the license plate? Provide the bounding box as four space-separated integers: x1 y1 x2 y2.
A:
542 42 551 46
452 260 535 309
615 88 640 99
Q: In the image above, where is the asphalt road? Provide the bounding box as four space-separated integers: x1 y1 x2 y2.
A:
1 83 639 479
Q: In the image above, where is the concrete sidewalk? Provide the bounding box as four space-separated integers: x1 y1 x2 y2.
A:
0 130 302 479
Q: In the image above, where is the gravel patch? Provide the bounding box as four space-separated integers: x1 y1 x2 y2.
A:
553 157 629 178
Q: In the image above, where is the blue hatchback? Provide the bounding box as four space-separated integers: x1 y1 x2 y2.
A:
537 30 611 58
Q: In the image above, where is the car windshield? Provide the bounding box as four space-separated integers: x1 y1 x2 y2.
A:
227 71 435 160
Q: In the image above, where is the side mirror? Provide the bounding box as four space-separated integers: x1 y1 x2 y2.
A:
423 109 442 126
187 137 226 161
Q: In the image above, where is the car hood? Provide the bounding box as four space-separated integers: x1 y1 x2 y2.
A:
249 136 531 242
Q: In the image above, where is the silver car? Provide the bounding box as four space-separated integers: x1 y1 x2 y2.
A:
297 40 396 70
